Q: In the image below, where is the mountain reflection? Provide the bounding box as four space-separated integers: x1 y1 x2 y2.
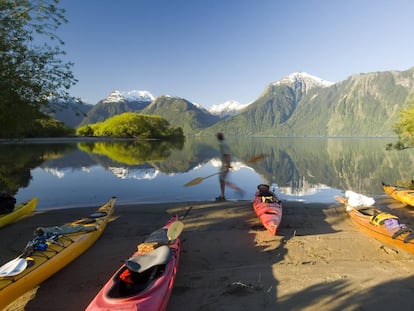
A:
0 143 77 195
229 137 413 195
108 166 158 180
1 137 410 207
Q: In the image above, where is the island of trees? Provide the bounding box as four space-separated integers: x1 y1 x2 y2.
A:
77 112 184 140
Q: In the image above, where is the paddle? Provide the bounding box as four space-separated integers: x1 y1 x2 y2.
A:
247 154 267 163
184 172 221 187
167 220 184 241
0 257 27 277
184 154 267 187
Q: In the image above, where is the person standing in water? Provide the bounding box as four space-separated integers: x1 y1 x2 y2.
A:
215 132 243 201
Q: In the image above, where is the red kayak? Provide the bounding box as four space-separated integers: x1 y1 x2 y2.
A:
86 216 183 311
252 184 283 235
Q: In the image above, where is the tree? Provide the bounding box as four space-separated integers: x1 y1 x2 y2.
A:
0 0 77 137
387 94 414 150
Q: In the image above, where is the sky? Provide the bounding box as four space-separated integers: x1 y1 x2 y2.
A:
56 0 414 108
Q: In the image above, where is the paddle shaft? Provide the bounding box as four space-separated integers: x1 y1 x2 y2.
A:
202 171 221 180
184 171 222 187
184 153 266 187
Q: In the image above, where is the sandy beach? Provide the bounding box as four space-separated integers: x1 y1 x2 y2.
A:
2 197 414 311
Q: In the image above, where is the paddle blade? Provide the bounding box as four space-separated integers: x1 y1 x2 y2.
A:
0 257 27 277
184 177 204 187
167 221 184 240
247 154 267 163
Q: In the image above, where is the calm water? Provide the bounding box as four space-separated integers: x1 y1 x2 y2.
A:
1 137 411 210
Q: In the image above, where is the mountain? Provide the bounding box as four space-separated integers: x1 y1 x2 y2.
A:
277 69 414 136
202 68 414 136
141 95 221 133
208 100 249 118
273 72 334 90
49 67 414 137
102 90 154 103
45 99 93 128
201 72 334 135
78 90 154 126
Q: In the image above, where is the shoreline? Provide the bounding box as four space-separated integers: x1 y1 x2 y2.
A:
0 136 136 144
2 198 414 310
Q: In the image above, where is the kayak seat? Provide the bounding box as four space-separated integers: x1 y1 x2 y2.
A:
125 245 171 273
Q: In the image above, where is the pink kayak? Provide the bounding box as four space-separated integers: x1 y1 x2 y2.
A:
252 185 283 235
86 215 183 311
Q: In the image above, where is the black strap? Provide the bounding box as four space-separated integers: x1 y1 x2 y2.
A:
404 232 414 243
392 227 412 239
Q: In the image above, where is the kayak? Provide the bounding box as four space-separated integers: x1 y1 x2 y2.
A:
86 215 183 311
0 197 38 229
252 190 283 235
0 197 116 310
383 182 414 207
335 195 414 254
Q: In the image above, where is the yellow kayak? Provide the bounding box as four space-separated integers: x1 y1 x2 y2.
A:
0 197 116 310
0 197 38 229
383 182 414 207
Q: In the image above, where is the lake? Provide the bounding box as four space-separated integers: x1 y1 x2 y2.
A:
1 137 410 210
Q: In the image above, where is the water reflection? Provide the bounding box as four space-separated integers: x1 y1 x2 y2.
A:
0 137 410 210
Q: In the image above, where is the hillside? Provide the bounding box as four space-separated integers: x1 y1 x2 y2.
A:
141 95 221 134
78 90 153 126
52 67 414 137
203 68 414 137
281 69 414 136
45 99 93 128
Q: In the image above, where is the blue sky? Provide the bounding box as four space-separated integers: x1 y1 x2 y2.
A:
58 0 414 108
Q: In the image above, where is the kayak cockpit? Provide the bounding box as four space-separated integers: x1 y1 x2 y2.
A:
106 245 171 298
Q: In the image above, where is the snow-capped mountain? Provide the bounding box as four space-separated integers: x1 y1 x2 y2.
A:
102 90 154 103
274 72 334 89
208 100 249 118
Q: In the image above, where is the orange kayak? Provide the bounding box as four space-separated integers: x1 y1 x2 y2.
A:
335 195 414 254
383 182 414 207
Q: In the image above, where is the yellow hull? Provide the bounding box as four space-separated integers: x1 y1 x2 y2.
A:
383 184 414 207
0 197 116 309
0 197 38 229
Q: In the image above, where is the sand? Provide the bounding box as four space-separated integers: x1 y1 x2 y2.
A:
1 197 414 311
